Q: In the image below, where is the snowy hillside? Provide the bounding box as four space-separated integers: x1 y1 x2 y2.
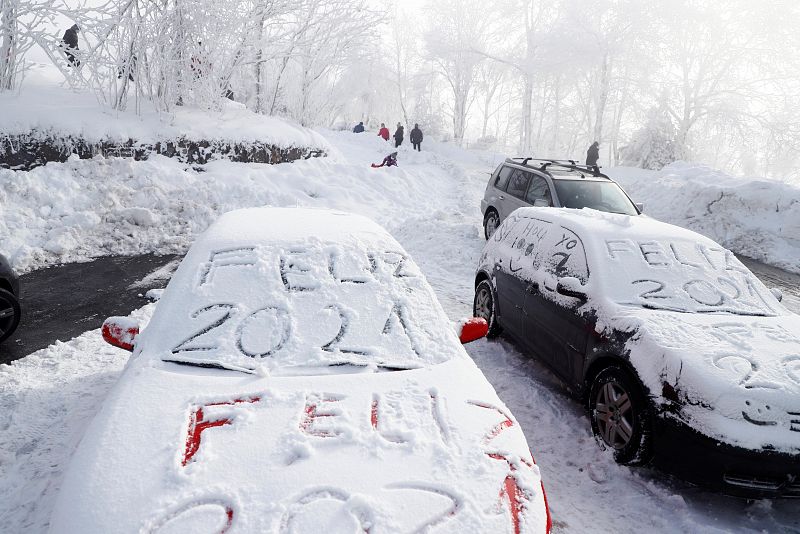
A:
1 132 799 533
0 69 329 150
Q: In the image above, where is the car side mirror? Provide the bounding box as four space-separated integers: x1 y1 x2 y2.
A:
770 288 783 302
556 276 587 301
102 316 140 352
635 202 644 213
533 199 549 207
457 317 489 344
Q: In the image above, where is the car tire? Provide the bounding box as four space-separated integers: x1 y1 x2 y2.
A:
589 366 653 465
0 288 21 344
473 280 502 338
483 209 499 240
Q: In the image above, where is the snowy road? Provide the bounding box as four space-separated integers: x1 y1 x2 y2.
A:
0 254 179 365
1 131 799 533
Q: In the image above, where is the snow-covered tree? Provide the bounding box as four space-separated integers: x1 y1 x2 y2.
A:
620 106 682 170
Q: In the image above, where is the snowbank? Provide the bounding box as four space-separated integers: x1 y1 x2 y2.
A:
0 131 465 273
610 163 800 274
0 80 329 150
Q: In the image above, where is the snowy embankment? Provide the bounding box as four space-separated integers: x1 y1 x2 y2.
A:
0 74 328 149
610 163 800 274
0 72 329 169
0 132 469 273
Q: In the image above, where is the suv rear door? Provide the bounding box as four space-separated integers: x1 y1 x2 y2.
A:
498 167 532 221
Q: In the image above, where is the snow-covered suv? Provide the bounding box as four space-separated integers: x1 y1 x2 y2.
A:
474 207 800 498
481 159 641 239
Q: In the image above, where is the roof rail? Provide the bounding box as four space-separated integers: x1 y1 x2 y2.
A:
507 157 610 179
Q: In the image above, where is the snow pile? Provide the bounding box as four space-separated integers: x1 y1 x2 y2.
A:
0 131 460 273
0 81 329 150
610 163 800 274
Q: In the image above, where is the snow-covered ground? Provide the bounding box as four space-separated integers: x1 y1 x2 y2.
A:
0 66 329 150
1 131 799 533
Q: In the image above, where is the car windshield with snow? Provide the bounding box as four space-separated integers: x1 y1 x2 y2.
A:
50 208 551 534
474 207 800 498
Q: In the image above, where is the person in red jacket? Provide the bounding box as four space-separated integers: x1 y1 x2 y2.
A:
378 123 390 141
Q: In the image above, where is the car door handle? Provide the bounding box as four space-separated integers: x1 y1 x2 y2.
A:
526 282 539 293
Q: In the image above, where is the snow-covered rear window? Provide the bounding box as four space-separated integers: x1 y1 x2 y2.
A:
144 241 461 374
493 214 589 283
600 238 784 315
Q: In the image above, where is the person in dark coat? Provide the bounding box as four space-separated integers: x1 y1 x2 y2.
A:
62 24 80 67
393 123 404 148
353 121 365 133
378 123 390 141
586 141 600 171
371 151 398 168
410 123 423 151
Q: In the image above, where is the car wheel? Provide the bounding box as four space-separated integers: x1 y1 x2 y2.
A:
0 288 21 344
589 366 653 465
473 280 502 338
483 209 499 240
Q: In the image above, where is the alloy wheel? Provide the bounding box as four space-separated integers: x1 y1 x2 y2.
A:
594 380 634 450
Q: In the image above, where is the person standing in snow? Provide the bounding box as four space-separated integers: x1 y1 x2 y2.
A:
410 124 423 151
586 141 600 172
61 24 80 67
393 123 404 148
353 121 365 133
378 123 390 141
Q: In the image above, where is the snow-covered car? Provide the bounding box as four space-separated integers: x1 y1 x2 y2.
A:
481 159 641 239
51 207 552 533
473 207 800 498
0 252 21 344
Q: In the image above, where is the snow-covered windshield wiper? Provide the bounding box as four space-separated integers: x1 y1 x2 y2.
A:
163 358 257 375
326 361 423 372
635 302 774 316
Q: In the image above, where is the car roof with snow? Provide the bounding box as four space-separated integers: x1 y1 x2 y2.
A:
136 207 465 374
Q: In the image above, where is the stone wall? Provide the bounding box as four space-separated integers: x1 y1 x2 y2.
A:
0 132 325 170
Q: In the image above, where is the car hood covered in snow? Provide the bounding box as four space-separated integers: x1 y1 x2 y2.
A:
48 357 549 533
617 309 800 454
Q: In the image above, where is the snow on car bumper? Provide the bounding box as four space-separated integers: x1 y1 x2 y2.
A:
653 414 800 498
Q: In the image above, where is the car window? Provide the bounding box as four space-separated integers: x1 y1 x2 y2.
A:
553 180 638 215
525 175 552 206
141 242 462 374
494 215 589 284
506 169 531 199
494 166 512 191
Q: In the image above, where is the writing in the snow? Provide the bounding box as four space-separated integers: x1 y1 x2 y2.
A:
606 239 778 315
